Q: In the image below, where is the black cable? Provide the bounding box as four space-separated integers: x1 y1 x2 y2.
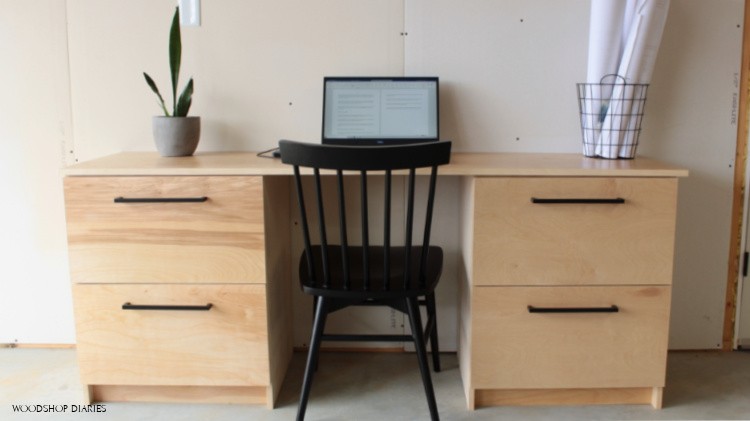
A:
256 147 280 159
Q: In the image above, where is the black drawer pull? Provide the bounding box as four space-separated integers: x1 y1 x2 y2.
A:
527 305 619 313
531 197 625 204
114 196 208 203
122 302 213 311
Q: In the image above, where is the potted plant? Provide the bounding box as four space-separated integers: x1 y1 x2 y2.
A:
144 6 199 157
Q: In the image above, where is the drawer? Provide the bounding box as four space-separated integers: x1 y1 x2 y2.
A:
64 176 265 283
472 177 677 286
73 283 270 386
471 285 670 389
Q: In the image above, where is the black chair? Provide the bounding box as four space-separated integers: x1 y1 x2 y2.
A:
279 139 451 421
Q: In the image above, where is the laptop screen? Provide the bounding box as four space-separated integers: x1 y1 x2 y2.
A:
322 77 439 145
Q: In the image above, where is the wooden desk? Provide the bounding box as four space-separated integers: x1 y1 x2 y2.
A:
62 152 687 409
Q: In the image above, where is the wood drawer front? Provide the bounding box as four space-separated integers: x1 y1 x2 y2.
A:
472 285 670 389
473 177 677 286
73 283 270 386
64 176 265 284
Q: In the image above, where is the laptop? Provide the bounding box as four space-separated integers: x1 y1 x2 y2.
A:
321 77 440 146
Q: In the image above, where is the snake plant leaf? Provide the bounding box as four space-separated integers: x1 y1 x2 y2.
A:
143 72 170 116
175 78 193 117
169 6 181 114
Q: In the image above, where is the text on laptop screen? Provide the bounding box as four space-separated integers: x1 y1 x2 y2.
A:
322 77 439 144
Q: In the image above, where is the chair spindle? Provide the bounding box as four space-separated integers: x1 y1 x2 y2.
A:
403 168 416 290
293 166 316 285
383 170 392 290
360 171 370 290
336 170 350 289
313 169 330 288
420 167 439 287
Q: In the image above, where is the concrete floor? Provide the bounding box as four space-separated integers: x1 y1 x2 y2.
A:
1 348 749 420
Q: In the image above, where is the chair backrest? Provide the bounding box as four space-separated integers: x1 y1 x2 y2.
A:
279 140 452 292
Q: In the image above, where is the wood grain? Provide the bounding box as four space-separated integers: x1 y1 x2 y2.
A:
89 385 267 405
724 0 750 351
73 283 270 386
471 285 671 390
63 151 689 178
261 176 294 408
474 387 661 408
64 176 266 284
472 177 678 286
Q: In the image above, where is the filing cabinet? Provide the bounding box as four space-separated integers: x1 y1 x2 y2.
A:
458 176 679 409
64 175 292 406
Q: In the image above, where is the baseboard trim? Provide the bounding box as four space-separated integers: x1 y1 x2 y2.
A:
1 343 75 349
473 387 663 409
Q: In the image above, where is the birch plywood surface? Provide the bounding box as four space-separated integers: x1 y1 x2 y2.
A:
472 177 679 286
64 176 266 284
471 285 671 390
63 152 688 178
73 283 270 386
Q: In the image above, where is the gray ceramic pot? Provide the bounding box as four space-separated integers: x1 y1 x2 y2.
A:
152 116 201 157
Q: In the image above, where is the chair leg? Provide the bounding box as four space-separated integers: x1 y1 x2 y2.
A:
311 296 320 372
426 292 441 372
297 296 329 421
406 297 440 421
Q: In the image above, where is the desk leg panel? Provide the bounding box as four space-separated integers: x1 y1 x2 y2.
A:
263 176 294 408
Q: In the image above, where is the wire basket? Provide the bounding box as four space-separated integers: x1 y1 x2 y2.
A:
577 75 649 159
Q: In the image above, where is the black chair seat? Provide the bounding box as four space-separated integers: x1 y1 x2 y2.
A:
300 245 443 299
